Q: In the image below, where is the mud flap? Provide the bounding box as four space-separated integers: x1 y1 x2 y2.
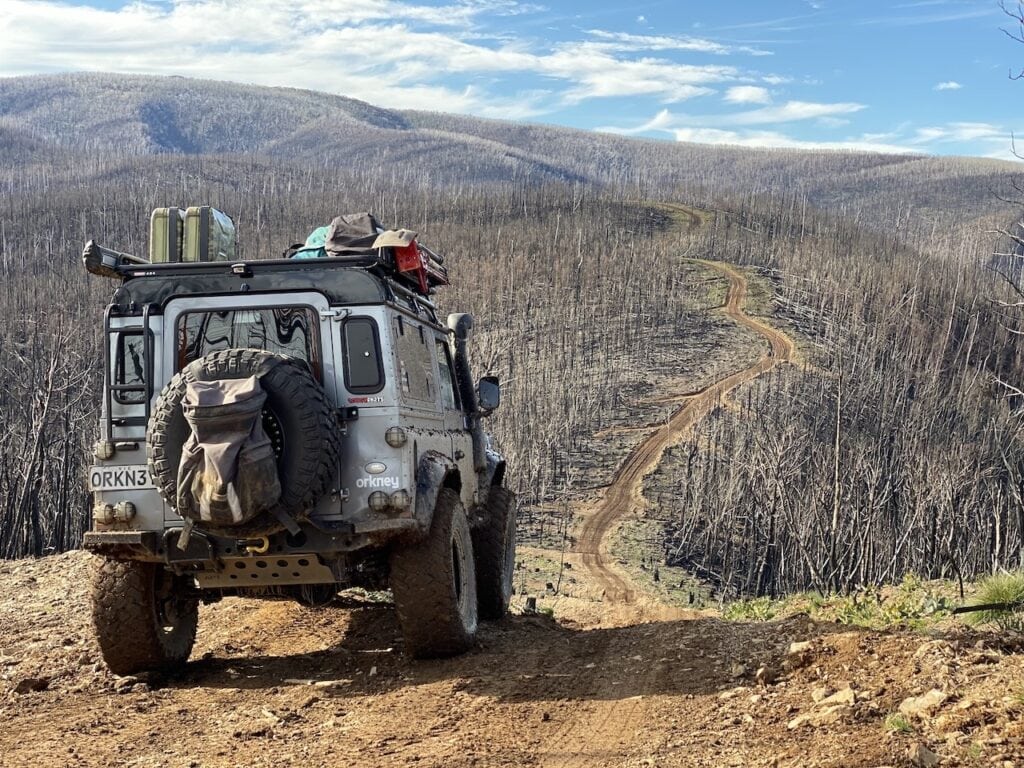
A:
164 527 215 565
415 451 458 533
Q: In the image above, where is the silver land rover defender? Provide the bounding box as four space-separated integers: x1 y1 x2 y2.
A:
81 210 514 673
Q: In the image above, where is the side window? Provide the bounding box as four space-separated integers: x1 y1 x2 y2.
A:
342 318 384 394
114 331 146 404
394 318 435 405
436 339 458 410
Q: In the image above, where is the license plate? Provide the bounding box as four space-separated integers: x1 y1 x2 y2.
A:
89 465 155 492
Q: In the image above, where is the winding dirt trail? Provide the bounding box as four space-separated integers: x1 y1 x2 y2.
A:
576 260 795 614
540 260 797 767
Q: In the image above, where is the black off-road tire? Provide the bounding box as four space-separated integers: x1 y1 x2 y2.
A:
147 349 341 535
90 556 198 675
473 486 517 620
390 488 478 658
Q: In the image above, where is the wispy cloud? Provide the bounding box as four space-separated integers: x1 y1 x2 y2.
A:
911 122 1007 144
858 6 997 25
724 85 773 104
540 40 738 103
719 100 865 126
715 13 824 32
585 29 773 57
668 127 918 155
0 0 1014 161
599 100 865 134
600 108 1022 160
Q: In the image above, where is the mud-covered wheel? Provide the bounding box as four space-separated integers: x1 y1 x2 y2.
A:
473 485 516 620
147 348 341 536
90 556 198 675
390 488 478 658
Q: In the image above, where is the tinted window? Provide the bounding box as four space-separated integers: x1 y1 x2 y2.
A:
114 332 146 404
177 306 320 377
343 318 384 393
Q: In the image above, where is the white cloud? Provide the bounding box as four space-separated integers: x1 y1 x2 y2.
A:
596 108 676 135
599 99 866 137
720 100 866 126
724 86 772 104
0 0 748 115
670 127 919 154
636 117 1020 158
4 0 1010 161
858 7 996 25
545 44 730 103
934 80 962 90
585 29 773 57
816 116 850 128
911 122 1007 144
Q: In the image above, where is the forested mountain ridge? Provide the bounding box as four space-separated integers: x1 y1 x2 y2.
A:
1 72 1018 228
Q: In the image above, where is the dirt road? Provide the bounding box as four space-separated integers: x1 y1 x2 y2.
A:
1 262 1021 768
576 260 794 614
548 260 797 765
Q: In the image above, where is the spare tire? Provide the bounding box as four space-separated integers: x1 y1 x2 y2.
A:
147 349 341 536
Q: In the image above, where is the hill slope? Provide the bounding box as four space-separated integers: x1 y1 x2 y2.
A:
1 72 1018 225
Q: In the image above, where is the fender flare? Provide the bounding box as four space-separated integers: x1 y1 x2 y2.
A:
482 448 506 491
414 451 459 533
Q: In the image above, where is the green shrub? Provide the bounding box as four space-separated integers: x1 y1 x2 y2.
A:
962 571 1024 632
722 596 778 622
884 713 914 734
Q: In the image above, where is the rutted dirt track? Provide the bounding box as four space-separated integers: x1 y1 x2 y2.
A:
555 260 797 767
576 260 794 614
1 263 1023 767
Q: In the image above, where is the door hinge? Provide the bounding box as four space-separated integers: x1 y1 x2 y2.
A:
319 308 351 321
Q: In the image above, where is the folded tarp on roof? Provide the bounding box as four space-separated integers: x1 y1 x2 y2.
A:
324 212 384 255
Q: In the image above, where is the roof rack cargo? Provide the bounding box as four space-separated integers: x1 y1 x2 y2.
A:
83 209 449 297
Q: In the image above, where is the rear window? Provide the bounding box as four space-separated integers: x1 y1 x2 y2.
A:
342 318 384 393
177 306 321 377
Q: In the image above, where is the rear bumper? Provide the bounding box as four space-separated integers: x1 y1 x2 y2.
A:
82 517 423 565
82 530 161 560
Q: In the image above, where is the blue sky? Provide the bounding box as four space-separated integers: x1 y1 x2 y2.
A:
1 0 1021 159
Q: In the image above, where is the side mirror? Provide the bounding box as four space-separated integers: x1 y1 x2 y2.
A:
477 376 500 415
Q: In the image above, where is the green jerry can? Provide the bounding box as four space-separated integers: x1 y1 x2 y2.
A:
149 207 184 263
183 206 237 262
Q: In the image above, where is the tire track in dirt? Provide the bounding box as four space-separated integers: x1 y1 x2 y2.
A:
540 259 796 768
577 259 794 610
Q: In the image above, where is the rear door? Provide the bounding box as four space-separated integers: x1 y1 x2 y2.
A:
162 291 339 522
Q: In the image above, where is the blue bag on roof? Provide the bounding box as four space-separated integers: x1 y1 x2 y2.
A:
290 226 330 259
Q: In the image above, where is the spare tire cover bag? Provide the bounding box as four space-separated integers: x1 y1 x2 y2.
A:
147 349 340 534
176 375 282 527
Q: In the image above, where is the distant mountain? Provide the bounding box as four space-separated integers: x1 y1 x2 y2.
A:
0 72 407 153
0 72 1019 226
0 73 585 184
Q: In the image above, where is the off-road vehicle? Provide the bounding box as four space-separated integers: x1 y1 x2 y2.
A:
81 210 514 674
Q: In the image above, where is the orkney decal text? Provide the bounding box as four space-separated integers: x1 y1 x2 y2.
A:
355 476 400 489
